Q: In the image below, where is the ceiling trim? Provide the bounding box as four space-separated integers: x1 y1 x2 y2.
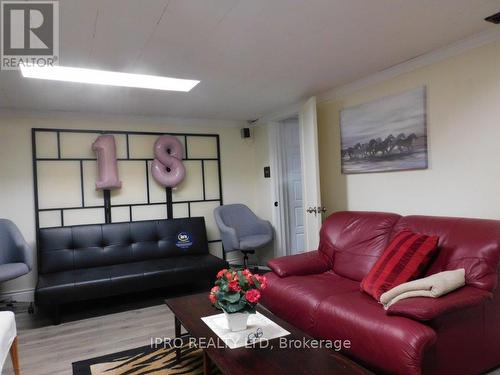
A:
318 27 500 103
257 99 306 125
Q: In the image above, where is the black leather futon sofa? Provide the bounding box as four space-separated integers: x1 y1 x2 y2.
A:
35 217 227 323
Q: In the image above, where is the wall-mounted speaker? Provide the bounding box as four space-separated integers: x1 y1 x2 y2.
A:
241 128 251 138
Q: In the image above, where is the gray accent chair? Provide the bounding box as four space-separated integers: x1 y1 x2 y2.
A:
0 219 33 284
214 204 273 268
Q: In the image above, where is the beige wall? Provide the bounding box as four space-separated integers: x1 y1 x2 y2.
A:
318 40 500 220
250 124 274 265
0 110 268 298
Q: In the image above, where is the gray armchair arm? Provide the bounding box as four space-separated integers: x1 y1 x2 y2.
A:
254 219 273 238
11 222 33 271
214 213 240 251
1 219 33 270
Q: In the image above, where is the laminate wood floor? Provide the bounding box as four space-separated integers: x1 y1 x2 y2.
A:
1 287 200 375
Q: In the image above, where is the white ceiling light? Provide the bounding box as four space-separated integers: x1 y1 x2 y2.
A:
20 65 200 92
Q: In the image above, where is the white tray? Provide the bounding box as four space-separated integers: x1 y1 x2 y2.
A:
201 311 290 349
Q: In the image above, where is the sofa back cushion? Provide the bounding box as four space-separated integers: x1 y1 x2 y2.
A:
393 215 500 292
38 217 209 274
361 230 439 300
319 211 401 281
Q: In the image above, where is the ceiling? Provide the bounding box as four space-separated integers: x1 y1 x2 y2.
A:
1 0 499 121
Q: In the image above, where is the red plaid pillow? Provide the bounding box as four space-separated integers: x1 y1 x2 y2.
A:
361 230 439 301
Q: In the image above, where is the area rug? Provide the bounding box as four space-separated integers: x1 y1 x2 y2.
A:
72 343 220 375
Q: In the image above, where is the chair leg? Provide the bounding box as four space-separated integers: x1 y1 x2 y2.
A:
242 252 249 269
52 305 61 325
10 336 20 375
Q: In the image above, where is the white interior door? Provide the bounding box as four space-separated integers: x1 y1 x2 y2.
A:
299 97 322 250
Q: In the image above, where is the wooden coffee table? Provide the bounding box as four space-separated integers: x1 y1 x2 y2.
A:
165 293 372 375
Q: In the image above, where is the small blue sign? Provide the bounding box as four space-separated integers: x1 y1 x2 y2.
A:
176 232 193 249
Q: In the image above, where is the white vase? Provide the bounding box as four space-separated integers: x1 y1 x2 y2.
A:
224 311 249 332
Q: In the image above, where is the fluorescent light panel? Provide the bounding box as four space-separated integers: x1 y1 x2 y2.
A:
20 65 200 92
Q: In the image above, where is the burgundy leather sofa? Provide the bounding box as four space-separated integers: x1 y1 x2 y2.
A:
261 211 500 375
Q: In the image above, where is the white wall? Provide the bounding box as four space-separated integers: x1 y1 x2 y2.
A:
317 40 500 220
0 110 266 298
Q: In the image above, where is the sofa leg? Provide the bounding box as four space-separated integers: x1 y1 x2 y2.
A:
51 305 61 325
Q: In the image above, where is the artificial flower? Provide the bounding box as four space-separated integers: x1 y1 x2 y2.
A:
228 280 241 292
245 289 261 303
216 269 227 279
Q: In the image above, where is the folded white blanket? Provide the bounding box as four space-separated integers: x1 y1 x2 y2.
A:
380 268 465 309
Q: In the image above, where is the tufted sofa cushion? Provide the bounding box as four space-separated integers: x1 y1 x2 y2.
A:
38 217 209 274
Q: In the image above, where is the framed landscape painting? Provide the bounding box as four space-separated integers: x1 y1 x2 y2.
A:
340 87 428 174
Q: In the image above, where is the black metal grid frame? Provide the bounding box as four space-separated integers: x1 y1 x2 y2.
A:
31 128 224 256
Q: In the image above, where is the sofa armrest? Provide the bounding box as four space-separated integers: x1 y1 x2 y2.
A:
267 251 330 278
386 286 493 321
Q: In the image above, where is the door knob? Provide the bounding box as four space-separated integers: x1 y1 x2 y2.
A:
306 207 317 214
317 206 327 214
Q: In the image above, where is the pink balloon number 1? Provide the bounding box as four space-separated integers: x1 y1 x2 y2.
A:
92 135 122 190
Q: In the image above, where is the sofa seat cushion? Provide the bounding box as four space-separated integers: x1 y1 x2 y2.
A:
37 267 114 303
312 291 437 375
108 261 159 294
36 254 227 304
261 271 359 332
174 255 227 275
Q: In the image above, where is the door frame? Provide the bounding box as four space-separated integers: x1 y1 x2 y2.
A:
267 103 305 258
299 97 322 250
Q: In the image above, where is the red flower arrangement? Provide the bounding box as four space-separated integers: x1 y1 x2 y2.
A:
209 268 267 314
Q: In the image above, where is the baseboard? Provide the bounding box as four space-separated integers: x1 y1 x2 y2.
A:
0 288 35 302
